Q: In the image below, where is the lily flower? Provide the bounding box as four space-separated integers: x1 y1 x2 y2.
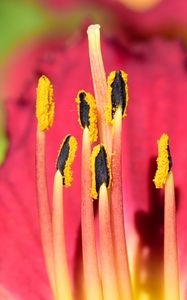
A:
1 22 187 300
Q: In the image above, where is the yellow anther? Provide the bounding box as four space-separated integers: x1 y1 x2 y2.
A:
105 70 128 124
57 136 78 187
153 133 171 189
36 75 54 131
90 145 100 199
90 144 111 199
76 90 98 143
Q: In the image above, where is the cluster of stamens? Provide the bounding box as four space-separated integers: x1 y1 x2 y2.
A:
35 24 180 300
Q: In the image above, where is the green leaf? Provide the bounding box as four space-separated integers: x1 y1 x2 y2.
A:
0 0 47 59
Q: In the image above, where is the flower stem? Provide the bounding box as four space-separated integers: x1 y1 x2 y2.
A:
81 127 103 300
99 183 120 300
164 171 180 300
110 107 133 300
52 170 73 300
36 127 56 298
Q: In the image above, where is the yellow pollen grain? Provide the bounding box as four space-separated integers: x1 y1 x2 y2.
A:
58 136 78 188
36 75 54 131
105 70 128 124
76 90 98 143
153 133 170 189
90 144 111 199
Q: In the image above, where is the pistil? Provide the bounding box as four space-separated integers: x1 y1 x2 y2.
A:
87 24 112 154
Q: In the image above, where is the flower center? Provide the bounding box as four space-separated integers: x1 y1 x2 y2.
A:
35 24 180 300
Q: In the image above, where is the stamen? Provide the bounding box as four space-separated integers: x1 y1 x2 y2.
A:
90 144 111 199
153 135 180 300
80 127 103 300
90 144 119 300
153 133 171 188
35 75 56 298
57 135 78 187
106 70 128 124
110 106 133 300
87 25 112 154
52 137 77 300
36 75 55 131
52 168 74 300
76 90 98 143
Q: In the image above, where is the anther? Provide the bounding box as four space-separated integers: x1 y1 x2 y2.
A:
90 145 111 199
106 70 128 123
36 75 54 131
57 135 78 187
76 90 98 142
153 133 172 189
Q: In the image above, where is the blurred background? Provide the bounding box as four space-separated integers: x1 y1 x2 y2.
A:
1 0 187 164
